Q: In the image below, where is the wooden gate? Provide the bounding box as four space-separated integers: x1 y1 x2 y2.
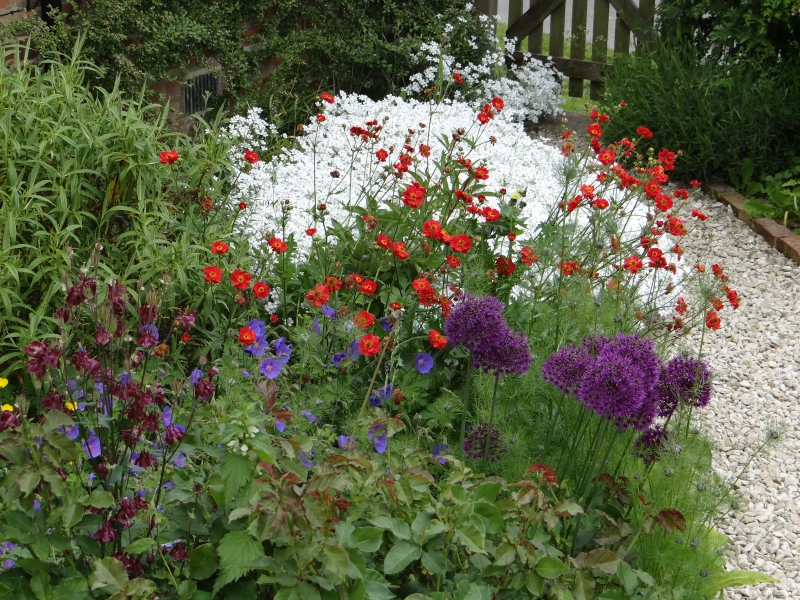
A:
498 0 656 99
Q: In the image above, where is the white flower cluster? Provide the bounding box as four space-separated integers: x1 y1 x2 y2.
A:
227 95 563 258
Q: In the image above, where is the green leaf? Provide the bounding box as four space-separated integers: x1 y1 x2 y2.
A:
347 548 367 580
582 549 620 575
124 537 156 555
617 561 637 595
30 570 51 600
410 512 433 539
350 527 384 553
89 557 129 591
526 572 544 597
597 590 626 600
553 499 584 517
297 582 321 600
220 453 252 501
494 542 516 566
573 569 595 600
536 556 568 579
455 523 485 554
369 517 411 540
323 545 350 578
698 570 779 597
472 502 503 534
421 551 447 575
365 581 396 600
383 542 421 575
472 481 502 503
86 490 115 509
455 581 483 600
127 578 156 596
216 531 264 585
41 410 74 432
188 544 219 581
61 503 84 530
51 577 90 600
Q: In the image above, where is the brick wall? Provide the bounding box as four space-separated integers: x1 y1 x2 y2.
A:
0 0 40 25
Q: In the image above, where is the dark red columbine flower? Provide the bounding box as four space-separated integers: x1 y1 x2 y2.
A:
71 349 100 376
0 410 21 432
194 378 215 400
139 303 158 324
174 308 196 331
169 543 188 562
93 520 118 543
117 497 138 522
134 450 157 468
25 341 62 378
108 281 128 314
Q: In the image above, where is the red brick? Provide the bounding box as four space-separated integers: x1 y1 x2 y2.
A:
717 192 752 222
701 182 735 196
776 235 800 266
750 218 794 247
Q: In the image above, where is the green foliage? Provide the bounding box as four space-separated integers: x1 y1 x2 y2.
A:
600 42 800 183
657 0 800 61
3 0 491 129
743 159 800 228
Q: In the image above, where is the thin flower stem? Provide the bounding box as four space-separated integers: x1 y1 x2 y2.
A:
481 374 501 472
359 340 390 419
458 352 473 454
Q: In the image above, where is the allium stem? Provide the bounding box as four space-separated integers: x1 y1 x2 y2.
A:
685 309 709 436
458 352 473 453
481 374 501 472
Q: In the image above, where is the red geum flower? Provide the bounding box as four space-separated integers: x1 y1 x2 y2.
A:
320 92 335 103
422 219 442 239
653 194 674 212
359 280 377 295
593 198 609 210
429 329 447 349
709 296 724 311
391 242 409 260
353 311 375 330
623 256 643 274
453 72 463 83
375 148 389 162
675 297 688 315
473 166 489 181
377 234 392 249
211 241 229 255
566 196 581 212
482 207 500 222
643 180 662 198
726 289 740 309
711 264 728 281
231 269 251 290
691 209 708 221
203 266 223 284
253 281 270 299
181 333 191 343
244 150 260 164
238 201 247 210
658 148 676 170
402 182 427 209
305 228 317 236
587 123 602 137
559 261 579 276
270 314 278 323
690 179 702 187
446 255 460 268
238 327 256 346
673 189 689 200
358 334 381 357
306 284 330 307
496 256 516 276
521 246 537 266
268 237 288 253
477 112 491 125
315 114 326 123
412 278 432 293
598 148 616 165
389 302 402 311
159 150 179 165
491 96 504 110
449 234 472 254
419 144 431 157
636 126 653 139
324 276 342 292
667 217 687 236
705 310 721 331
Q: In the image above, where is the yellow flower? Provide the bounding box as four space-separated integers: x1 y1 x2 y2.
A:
511 192 521 200
1 404 13 412
65 401 77 411
0 377 7 388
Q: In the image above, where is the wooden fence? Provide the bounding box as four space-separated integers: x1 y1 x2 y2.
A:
489 0 657 100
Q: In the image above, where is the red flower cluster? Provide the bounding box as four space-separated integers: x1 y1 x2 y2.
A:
429 329 447 349
159 150 179 165
268 237 288 253
476 97 504 124
402 181 427 208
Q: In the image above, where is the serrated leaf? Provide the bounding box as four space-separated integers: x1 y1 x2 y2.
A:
365 581 396 600
188 543 219 580
52 576 90 600
554 499 584 517
698 570 779 597
350 527 383 552
582 548 621 575
536 556 568 579
369 516 411 540
86 490 115 509
421 551 447 575
617 560 637 595
472 481 502 503
297 582 321 600
494 542 516 566
89 557 129 591
221 452 252 501
526 572 544 597
472 502 503 534
124 537 156 555
216 531 264 585
323 545 350 578
383 542 421 575
573 569 595 600
455 523 484 553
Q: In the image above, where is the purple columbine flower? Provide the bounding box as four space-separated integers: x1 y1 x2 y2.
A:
321 305 336 319
189 368 203 386
274 419 287 433
300 409 317 424
368 423 388 454
656 355 713 418
260 358 281 379
299 450 315 467
273 338 292 364
542 344 592 395
162 406 174 427
82 436 101 459
312 317 321 335
415 353 434 374
337 435 358 451
444 294 509 354
433 444 449 465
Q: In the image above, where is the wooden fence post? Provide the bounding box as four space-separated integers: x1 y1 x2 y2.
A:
508 0 525 51
590 0 610 100
568 0 588 97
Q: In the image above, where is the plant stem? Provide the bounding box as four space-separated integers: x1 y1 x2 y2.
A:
481 375 501 472
359 340 390 419
458 352 473 454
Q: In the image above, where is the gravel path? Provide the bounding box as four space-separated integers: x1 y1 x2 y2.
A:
677 194 800 599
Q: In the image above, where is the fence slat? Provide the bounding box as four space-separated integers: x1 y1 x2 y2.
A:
529 23 544 54
549 1 566 59
614 13 631 57
590 0 610 99
638 0 656 46
508 0 525 51
568 0 589 97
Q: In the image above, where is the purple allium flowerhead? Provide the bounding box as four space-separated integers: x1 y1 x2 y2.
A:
576 353 646 419
444 294 509 354
462 423 507 462
581 334 610 356
656 355 713 418
337 435 358 451
368 423 388 454
259 358 281 379
616 389 659 432
474 330 531 376
82 436 101 459
542 343 592 395
633 425 669 465
604 334 662 392
415 353 434 375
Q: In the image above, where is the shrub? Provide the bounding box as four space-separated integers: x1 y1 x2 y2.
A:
599 42 800 183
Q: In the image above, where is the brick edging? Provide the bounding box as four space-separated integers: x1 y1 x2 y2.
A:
701 182 800 266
